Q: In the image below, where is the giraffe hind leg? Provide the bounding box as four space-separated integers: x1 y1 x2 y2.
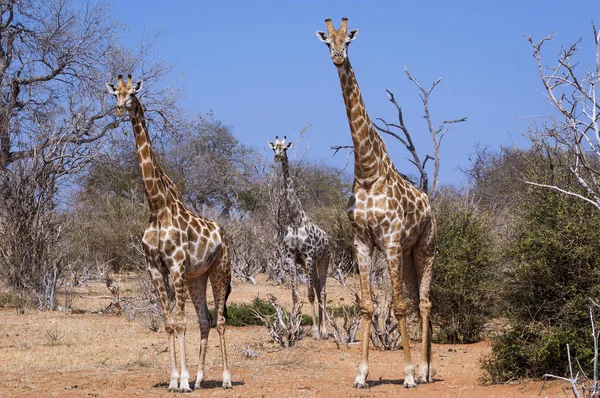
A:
414 248 435 383
187 273 210 390
210 245 232 388
305 257 320 340
314 256 328 339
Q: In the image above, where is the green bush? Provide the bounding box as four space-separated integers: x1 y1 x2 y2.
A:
430 188 496 344
328 304 360 318
208 297 313 327
481 174 600 382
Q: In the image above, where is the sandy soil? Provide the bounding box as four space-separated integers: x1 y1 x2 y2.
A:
0 274 563 397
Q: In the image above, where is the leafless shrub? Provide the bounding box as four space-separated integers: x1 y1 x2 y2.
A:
100 262 122 315
137 309 163 333
370 292 402 351
321 302 360 350
233 339 263 359
330 257 403 351
45 325 65 346
252 294 304 348
323 261 362 349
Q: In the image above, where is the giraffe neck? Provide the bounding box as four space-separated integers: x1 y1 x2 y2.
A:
128 97 178 214
280 152 307 226
337 61 392 187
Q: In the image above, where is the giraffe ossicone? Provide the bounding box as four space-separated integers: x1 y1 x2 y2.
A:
106 75 233 392
317 18 437 388
268 135 330 339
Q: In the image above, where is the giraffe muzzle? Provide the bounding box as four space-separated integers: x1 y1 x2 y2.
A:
116 105 126 116
332 53 345 65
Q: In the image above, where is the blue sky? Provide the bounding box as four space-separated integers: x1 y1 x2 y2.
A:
112 1 599 186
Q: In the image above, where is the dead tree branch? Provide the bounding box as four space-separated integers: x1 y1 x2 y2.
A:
372 68 467 199
525 22 600 209
251 294 304 348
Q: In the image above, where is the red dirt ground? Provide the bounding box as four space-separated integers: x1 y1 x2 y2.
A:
0 275 564 397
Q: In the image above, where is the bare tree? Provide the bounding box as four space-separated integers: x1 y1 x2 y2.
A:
0 0 178 309
332 68 466 199
525 23 600 210
0 0 174 173
373 68 467 199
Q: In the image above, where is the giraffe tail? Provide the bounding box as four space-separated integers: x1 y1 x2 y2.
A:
223 280 232 321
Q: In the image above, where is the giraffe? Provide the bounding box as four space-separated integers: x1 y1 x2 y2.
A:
106 75 232 392
268 136 330 339
316 19 436 388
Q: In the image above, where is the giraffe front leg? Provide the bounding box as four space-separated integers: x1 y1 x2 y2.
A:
169 261 191 393
146 262 179 392
285 249 299 306
353 239 373 389
387 245 416 388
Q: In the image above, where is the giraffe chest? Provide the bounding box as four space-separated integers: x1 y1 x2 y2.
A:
347 188 404 246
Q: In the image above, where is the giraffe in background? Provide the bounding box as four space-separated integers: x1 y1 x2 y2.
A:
106 75 232 392
268 136 330 339
316 19 436 388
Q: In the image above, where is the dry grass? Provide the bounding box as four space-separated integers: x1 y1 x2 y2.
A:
0 274 565 397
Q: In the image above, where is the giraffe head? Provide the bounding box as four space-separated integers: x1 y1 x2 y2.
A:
105 74 143 116
316 17 358 66
267 136 293 163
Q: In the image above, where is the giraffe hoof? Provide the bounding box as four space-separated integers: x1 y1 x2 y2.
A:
404 381 417 388
167 387 178 393
179 387 193 393
353 382 368 389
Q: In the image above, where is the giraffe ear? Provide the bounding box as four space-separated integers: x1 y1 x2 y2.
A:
316 31 328 42
105 83 117 95
285 142 294 150
348 29 359 41
133 80 143 93
268 141 275 149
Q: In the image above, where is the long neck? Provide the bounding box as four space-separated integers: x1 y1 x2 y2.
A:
280 153 306 226
128 97 177 214
338 60 392 186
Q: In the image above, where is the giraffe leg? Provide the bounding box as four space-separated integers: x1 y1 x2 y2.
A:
144 244 180 392
211 261 232 388
305 256 320 340
402 253 420 317
414 248 435 383
315 256 328 339
187 273 210 390
168 261 191 393
286 249 299 307
386 243 417 388
353 239 373 388
149 265 178 392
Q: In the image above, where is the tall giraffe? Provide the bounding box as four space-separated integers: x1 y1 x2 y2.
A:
106 75 232 392
316 19 436 388
268 136 330 339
